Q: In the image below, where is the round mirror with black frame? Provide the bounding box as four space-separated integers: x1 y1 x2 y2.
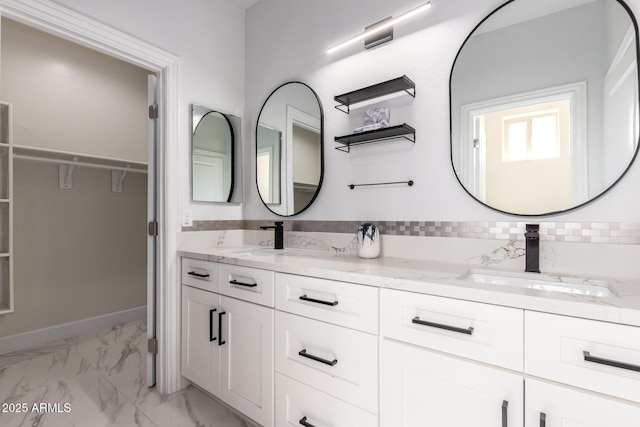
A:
256 81 324 216
191 104 235 203
450 0 640 216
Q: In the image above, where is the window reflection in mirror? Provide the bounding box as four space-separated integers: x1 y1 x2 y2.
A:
450 0 639 215
191 104 236 203
256 82 323 216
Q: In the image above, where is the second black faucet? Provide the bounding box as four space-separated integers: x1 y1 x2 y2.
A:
260 221 284 249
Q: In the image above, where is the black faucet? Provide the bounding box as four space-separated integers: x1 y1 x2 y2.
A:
525 224 540 273
259 221 284 249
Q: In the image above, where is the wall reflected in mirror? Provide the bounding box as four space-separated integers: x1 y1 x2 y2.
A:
256 82 323 216
450 0 639 215
191 104 242 203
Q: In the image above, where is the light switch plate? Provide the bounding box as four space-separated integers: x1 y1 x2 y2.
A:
181 210 193 227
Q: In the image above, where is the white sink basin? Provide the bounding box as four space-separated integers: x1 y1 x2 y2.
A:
459 269 617 298
225 248 290 256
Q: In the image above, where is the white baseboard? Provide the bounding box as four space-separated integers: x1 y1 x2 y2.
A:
0 306 146 355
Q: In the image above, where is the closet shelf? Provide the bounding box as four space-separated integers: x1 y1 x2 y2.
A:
334 75 416 113
13 145 147 172
13 145 147 192
334 123 415 152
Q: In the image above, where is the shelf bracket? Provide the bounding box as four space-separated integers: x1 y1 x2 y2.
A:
335 104 350 114
59 158 77 190
111 166 130 192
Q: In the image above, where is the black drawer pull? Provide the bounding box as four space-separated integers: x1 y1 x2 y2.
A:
412 316 474 335
299 294 338 306
540 412 546 427
298 349 338 366
299 416 315 427
583 351 640 372
229 279 257 288
218 311 226 346
188 271 210 278
209 308 217 342
502 400 508 427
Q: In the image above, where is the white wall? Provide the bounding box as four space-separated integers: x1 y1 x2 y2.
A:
50 0 247 222
244 0 640 222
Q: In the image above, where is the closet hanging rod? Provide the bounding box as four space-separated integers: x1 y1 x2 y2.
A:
13 154 147 174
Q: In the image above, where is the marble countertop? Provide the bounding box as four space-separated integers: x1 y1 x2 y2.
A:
178 246 640 327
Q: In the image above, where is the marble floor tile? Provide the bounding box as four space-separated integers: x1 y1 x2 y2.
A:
145 387 258 427
0 348 91 404
0 341 71 368
74 324 146 376
0 319 259 427
73 393 155 427
1 369 120 427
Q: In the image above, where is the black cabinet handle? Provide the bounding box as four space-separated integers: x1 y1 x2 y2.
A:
209 308 217 342
229 279 257 288
412 316 474 335
299 294 339 306
299 416 315 427
502 400 508 427
540 412 546 427
218 311 226 346
188 271 210 278
298 349 338 366
583 351 640 372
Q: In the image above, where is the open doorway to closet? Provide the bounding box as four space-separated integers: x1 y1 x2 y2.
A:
0 17 158 386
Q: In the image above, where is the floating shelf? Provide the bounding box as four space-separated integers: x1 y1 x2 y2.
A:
334 123 415 152
334 75 416 113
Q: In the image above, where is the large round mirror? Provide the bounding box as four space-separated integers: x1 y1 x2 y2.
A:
191 104 235 202
256 82 324 216
450 0 640 215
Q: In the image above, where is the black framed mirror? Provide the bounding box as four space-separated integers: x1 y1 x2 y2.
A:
191 104 235 203
450 0 640 215
256 82 324 216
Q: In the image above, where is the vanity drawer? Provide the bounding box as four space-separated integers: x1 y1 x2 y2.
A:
181 258 220 293
275 373 377 427
219 264 274 307
381 288 524 371
275 273 378 333
275 311 378 413
525 311 640 403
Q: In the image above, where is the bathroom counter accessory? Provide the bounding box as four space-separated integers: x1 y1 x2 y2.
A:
334 75 416 114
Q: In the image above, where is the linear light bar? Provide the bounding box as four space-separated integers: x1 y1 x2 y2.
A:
326 2 432 54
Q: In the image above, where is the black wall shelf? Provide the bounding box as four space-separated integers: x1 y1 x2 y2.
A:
334 123 415 152
334 75 416 113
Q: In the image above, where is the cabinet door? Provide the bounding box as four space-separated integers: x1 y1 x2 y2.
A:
382 339 523 427
181 285 221 396
525 378 640 427
220 296 274 427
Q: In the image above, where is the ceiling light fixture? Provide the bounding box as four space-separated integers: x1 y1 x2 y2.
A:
326 2 432 54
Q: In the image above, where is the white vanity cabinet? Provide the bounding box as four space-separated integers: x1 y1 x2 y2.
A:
524 378 640 427
524 311 640 426
382 339 524 427
380 288 525 427
274 273 379 426
181 258 274 427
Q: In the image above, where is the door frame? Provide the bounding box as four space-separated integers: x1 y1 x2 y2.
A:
460 81 588 205
0 0 181 394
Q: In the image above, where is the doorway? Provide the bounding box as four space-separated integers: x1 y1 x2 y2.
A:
0 1 179 394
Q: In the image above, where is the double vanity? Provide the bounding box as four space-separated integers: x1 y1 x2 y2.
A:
178 247 640 427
